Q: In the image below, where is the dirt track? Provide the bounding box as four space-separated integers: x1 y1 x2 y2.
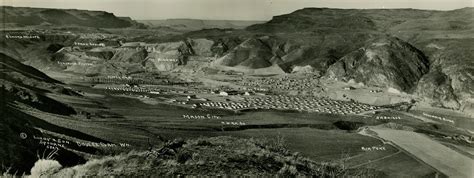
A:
372 128 473 178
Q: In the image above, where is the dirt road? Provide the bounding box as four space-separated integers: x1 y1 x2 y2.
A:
371 128 473 178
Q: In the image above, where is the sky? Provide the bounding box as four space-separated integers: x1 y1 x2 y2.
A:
2 0 473 20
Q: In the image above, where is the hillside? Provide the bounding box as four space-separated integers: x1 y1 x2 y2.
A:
415 39 474 110
0 6 141 28
212 38 277 68
0 53 108 174
200 7 473 110
0 53 78 114
325 36 430 92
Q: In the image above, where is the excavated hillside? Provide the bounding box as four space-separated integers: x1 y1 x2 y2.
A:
325 37 430 92
50 39 200 74
212 38 278 69
0 30 124 71
144 41 193 71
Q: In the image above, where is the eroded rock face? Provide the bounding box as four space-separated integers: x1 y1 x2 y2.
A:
416 39 474 110
326 37 430 92
213 38 277 69
188 38 215 57
110 48 148 63
210 37 242 57
416 69 460 109
143 41 194 71
145 53 180 72
85 51 114 60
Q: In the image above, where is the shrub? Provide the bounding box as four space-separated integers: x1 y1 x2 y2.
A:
259 134 287 153
176 150 192 164
30 159 62 177
278 164 298 176
196 140 213 146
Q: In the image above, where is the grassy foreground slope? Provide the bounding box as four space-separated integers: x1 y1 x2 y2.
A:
33 136 381 177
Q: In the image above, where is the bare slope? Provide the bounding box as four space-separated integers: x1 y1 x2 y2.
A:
0 53 76 114
212 38 277 69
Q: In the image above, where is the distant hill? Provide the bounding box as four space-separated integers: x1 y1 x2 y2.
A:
0 6 143 28
246 7 474 33
138 19 265 31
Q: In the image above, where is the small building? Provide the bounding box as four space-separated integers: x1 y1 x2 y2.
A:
219 90 240 96
187 95 197 99
121 42 146 47
387 87 401 94
343 86 356 90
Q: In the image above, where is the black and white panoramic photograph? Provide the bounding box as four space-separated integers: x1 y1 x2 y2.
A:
0 0 473 177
